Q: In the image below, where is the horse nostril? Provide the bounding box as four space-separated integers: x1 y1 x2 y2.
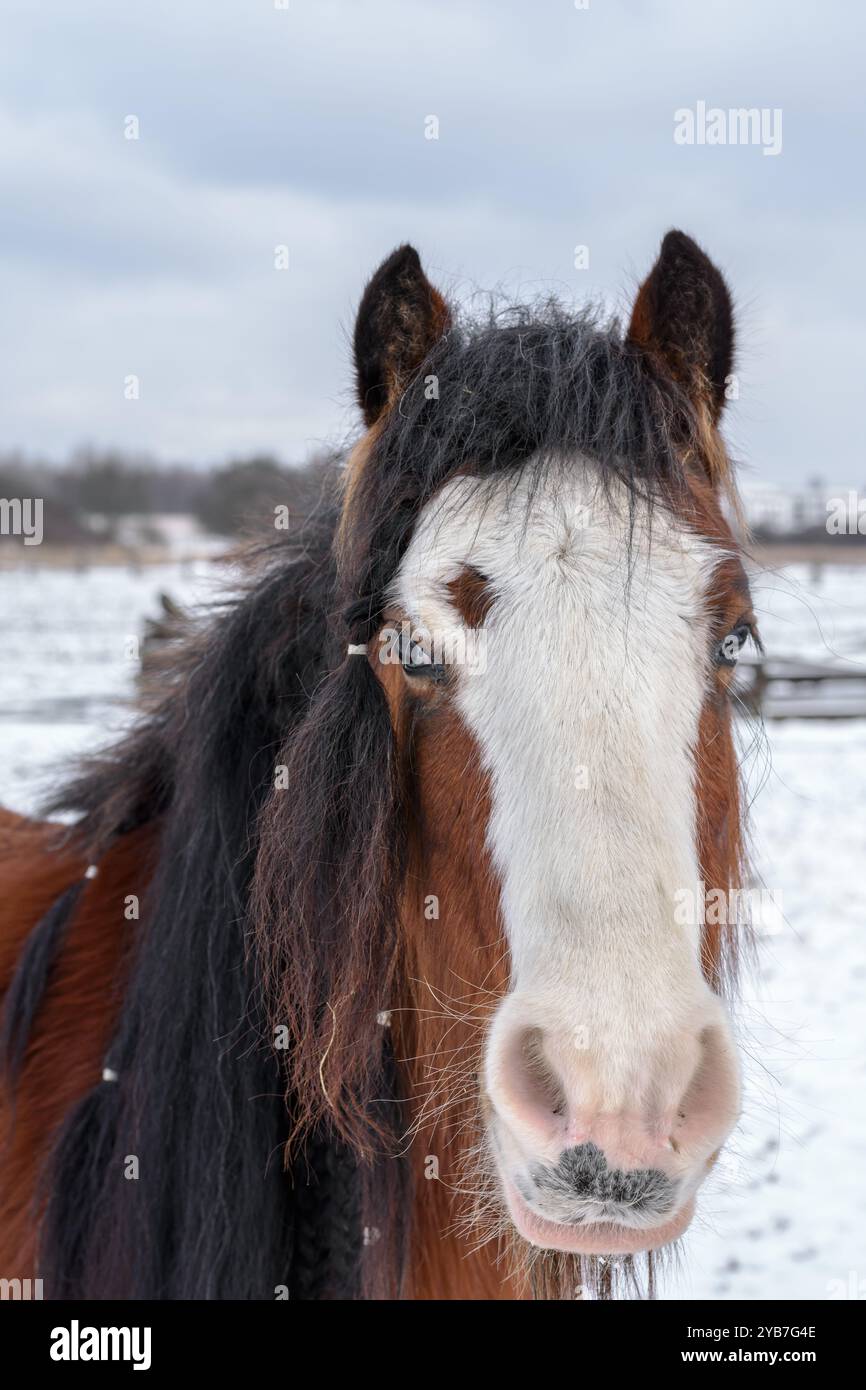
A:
519 1027 568 1119
669 1022 740 1155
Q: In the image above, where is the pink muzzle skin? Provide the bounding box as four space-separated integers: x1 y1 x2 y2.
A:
503 1178 696 1256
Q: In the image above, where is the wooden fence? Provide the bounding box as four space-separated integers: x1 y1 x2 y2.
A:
737 655 866 720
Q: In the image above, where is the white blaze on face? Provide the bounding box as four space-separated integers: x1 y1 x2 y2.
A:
391 459 727 1121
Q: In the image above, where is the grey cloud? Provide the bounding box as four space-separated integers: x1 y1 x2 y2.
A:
0 0 863 481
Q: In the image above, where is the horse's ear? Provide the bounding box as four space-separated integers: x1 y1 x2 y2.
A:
354 244 451 426
628 230 735 426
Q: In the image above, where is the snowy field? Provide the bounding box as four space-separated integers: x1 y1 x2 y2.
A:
0 558 864 1301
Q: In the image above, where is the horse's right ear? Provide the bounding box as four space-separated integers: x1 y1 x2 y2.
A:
353 245 451 426
627 230 735 427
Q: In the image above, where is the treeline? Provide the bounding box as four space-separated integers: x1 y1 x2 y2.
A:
0 448 337 540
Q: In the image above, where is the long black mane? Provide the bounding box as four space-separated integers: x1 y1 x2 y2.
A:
5 495 365 1298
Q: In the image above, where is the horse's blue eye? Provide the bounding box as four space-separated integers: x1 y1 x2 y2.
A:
715 623 752 668
403 640 431 668
401 640 447 680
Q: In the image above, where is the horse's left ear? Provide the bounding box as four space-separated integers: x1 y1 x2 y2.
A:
628 230 735 427
354 244 451 426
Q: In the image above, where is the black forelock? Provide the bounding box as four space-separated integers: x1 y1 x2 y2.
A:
340 299 699 644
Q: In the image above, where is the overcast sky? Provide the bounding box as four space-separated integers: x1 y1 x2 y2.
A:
1 0 863 485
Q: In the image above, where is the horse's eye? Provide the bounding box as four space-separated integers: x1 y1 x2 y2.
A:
714 622 754 668
401 638 447 681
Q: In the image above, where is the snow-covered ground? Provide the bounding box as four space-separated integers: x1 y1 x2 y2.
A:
666 564 866 1300
0 561 229 812
0 558 864 1300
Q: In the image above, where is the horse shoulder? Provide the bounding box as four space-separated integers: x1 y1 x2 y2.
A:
0 810 157 1273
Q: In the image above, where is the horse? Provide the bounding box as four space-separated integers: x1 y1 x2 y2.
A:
0 230 758 1301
